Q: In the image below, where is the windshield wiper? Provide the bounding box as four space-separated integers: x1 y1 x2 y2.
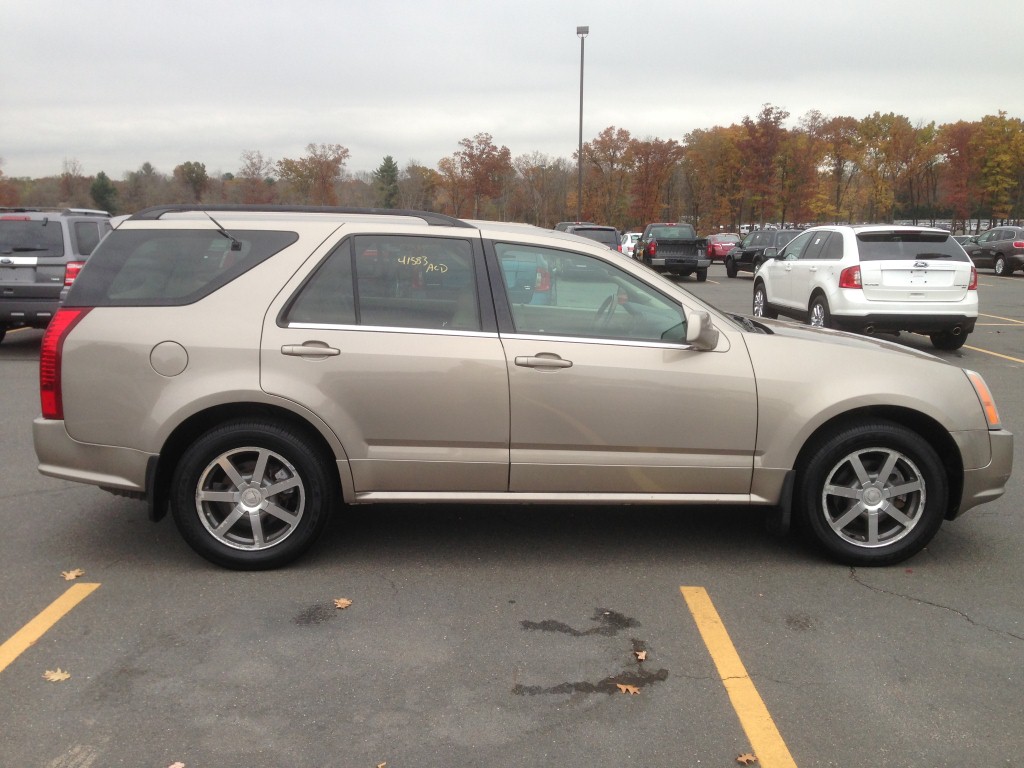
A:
204 212 242 251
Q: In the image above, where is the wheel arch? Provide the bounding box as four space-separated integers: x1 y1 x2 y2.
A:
792 405 964 521
148 402 346 522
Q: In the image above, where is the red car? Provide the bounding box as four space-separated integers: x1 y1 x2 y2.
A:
705 232 741 261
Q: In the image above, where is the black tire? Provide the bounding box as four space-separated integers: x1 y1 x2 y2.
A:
752 282 777 319
170 419 337 570
696 268 708 282
994 256 1007 276
930 330 968 350
809 295 831 328
797 420 947 566
725 258 738 278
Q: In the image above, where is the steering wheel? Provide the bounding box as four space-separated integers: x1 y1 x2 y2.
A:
592 294 618 330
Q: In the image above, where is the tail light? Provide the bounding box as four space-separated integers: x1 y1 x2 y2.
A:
39 307 91 420
64 260 85 287
535 267 551 292
969 266 978 290
646 241 658 257
838 265 862 289
1013 240 1024 249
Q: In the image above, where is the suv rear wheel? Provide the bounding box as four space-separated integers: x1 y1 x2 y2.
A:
170 419 336 569
797 420 947 566
809 295 831 328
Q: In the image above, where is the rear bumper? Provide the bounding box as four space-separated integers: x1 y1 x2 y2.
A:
832 313 977 335
0 296 60 327
33 417 154 494
651 257 712 270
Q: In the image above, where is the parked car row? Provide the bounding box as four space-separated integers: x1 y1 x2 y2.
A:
959 226 1024 276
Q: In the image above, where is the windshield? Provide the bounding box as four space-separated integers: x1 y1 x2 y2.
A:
0 217 65 256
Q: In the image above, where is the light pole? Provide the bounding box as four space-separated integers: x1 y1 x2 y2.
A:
576 25 588 222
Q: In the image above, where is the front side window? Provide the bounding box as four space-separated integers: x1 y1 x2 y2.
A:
496 243 685 343
778 230 814 260
286 235 479 331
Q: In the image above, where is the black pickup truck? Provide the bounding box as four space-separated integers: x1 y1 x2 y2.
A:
635 222 710 281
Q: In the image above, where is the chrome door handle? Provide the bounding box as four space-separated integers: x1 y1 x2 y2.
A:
281 343 340 358
515 354 573 369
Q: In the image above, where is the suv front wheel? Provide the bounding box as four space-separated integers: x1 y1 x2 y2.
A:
797 420 947 566
170 418 337 569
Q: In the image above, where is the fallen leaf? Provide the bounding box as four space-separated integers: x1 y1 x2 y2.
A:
168 763 186 768
43 668 71 682
61 569 85 581
634 650 647 662
377 763 387 768
334 598 353 609
737 753 758 765
616 683 640 695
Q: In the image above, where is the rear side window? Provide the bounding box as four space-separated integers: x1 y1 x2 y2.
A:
64 229 298 306
285 234 480 332
0 217 65 257
73 221 103 256
856 232 969 262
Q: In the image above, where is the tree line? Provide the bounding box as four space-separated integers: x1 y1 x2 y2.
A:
1 105 1021 235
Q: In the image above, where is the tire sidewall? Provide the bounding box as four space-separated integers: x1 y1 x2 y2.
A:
797 421 948 566
170 419 335 569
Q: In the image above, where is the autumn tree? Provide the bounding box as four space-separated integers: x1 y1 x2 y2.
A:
372 155 400 208
682 126 744 231
819 116 861 223
398 162 440 211
173 161 209 202
582 127 633 225
59 158 90 207
0 158 18 206
974 112 1023 223
450 133 513 218
275 143 350 205
629 137 684 226
740 104 790 225
237 150 276 204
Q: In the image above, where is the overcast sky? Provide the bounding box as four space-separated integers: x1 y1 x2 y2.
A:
1 0 1019 180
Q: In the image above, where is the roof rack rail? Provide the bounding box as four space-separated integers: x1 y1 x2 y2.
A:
129 204 473 229
0 206 109 216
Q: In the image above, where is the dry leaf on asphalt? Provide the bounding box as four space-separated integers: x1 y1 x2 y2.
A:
334 598 353 609
634 650 647 662
616 683 640 695
61 569 86 581
737 753 758 765
43 669 71 682
168 763 186 768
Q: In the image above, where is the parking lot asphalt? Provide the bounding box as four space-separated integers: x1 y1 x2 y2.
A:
1 263 1021 768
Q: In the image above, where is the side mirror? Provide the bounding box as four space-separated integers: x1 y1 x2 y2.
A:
684 310 719 351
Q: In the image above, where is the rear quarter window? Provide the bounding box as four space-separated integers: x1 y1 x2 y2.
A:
856 232 969 262
64 229 298 306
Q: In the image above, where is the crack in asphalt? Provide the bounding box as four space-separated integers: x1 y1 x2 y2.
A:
848 567 1024 642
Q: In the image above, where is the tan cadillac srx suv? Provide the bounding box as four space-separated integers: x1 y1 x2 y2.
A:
34 205 1013 569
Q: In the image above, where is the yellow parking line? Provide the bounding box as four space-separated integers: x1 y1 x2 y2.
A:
681 586 797 767
0 583 100 674
979 313 1024 325
963 346 1024 364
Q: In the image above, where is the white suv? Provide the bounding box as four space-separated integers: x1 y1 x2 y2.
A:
752 225 978 350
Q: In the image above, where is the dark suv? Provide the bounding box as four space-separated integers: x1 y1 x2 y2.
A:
724 229 801 278
562 224 622 251
0 207 111 342
961 226 1024 276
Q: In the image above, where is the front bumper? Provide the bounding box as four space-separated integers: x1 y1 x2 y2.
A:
954 428 1013 517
